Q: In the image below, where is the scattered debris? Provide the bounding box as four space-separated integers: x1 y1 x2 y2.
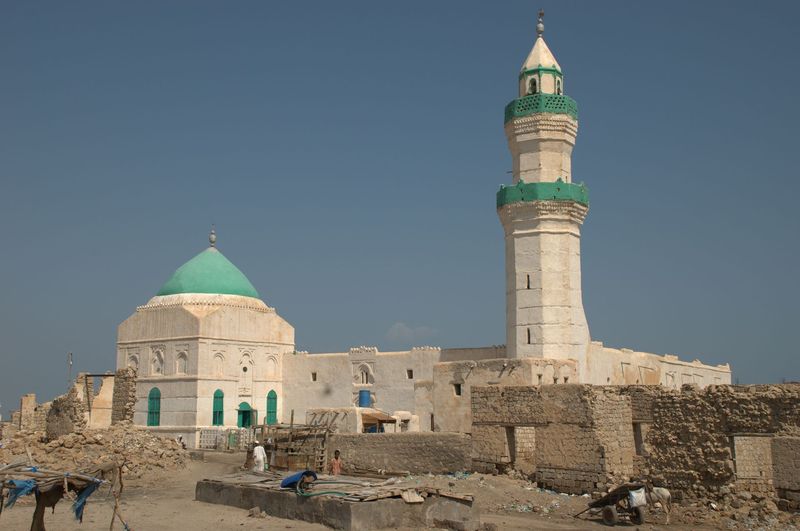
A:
0 423 187 480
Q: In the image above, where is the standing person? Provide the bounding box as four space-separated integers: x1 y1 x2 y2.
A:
329 449 344 476
252 440 267 472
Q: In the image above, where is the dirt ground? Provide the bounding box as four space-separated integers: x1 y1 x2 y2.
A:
0 452 792 530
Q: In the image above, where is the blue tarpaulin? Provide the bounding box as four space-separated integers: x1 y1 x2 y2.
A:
72 480 102 522
4 479 37 508
280 470 317 489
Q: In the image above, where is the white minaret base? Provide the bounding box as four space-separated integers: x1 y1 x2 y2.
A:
499 200 590 368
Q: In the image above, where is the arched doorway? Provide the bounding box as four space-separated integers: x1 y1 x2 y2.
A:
147 388 161 427
266 390 277 425
237 402 256 428
212 389 224 426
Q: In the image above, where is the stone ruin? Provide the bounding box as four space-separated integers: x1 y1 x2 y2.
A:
470 382 800 515
0 367 186 480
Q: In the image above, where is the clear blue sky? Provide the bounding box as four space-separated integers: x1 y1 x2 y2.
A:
1 1 798 415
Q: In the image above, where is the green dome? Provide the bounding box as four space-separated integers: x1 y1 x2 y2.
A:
156 247 260 299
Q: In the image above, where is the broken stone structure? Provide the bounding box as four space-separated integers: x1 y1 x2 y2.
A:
111 14 729 448
4 369 138 441
470 383 800 508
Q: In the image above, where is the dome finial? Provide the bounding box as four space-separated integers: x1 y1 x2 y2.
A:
536 9 544 38
209 225 217 247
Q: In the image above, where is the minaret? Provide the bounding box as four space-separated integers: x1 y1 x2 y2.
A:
497 11 590 369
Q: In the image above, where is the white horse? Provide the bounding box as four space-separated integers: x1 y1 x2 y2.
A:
646 486 672 524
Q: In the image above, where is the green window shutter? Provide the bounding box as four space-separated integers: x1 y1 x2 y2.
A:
266 390 278 425
212 389 224 426
147 387 161 427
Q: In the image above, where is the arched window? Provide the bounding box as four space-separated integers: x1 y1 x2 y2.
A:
147 387 161 426
151 351 164 375
238 354 253 393
213 354 225 377
212 389 224 426
265 357 278 379
127 355 139 372
556 79 562 95
176 352 188 375
529 78 538 94
266 390 278 425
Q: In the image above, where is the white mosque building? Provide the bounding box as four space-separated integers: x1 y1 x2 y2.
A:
117 14 730 447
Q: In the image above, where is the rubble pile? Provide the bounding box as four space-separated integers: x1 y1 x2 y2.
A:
0 423 186 479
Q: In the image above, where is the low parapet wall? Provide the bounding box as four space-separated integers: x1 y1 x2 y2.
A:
328 432 471 474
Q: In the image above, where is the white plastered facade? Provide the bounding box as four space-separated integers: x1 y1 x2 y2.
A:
116 293 293 447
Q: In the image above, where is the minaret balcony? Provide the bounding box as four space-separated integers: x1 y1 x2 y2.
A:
497 179 588 208
504 94 578 124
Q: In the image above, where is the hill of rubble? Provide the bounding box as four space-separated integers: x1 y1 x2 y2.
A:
0 422 187 479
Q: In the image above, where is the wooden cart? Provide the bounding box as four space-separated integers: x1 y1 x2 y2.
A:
586 482 647 526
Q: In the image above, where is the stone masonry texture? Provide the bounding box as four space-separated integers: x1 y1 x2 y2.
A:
328 433 471 475
471 384 634 494
112 367 137 424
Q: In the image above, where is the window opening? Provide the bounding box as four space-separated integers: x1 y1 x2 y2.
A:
556 79 562 95
311 372 317 382
529 78 538 94
454 383 462 396
406 369 414 379
537 374 543 385
527 274 531 289
563 377 569 384
527 328 531 344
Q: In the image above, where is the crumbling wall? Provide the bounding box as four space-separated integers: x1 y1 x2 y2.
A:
111 367 137 424
328 433 471 474
471 385 634 494
773 437 800 507
645 384 800 499
87 375 115 428
18 394 49 431
46 386 87 440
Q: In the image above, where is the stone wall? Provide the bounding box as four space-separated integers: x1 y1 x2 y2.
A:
46 386 87 440
773 437 800 506
17 394 50 432
644 384 800 499
112 367 137 424
328 433 471 474
471 385 634 494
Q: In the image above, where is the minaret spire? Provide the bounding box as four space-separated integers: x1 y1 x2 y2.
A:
209 225 217 247
536 9 544 38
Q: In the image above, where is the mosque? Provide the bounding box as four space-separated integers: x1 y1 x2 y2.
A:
116 14 731 447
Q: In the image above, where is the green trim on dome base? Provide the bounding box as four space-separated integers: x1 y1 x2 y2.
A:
496 179 589 208
504 94 578 123
156 247 260 299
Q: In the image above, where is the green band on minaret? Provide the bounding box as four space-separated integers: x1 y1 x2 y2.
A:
496 179 589 208
504 94 578 123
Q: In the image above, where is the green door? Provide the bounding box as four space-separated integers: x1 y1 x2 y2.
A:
266 390 277 425
212 389 224 426
237 402 252 428
147 388 161 427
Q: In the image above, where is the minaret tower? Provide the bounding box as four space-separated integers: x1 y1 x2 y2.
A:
497 11 590 369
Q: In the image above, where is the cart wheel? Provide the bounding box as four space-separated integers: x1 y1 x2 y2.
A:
601 505 618 526
631 506 646 525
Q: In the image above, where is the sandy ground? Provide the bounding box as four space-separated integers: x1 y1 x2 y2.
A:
0 452 771 530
